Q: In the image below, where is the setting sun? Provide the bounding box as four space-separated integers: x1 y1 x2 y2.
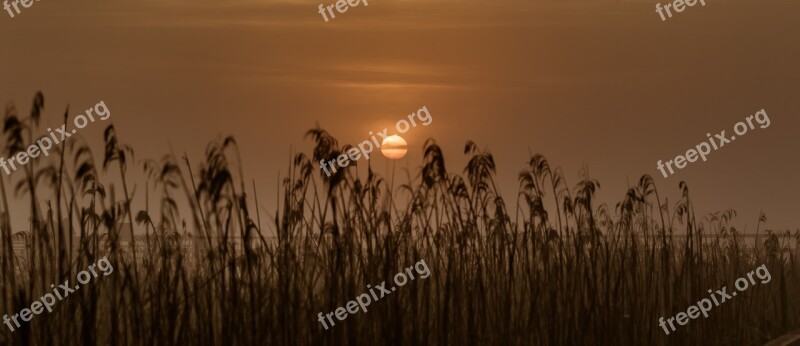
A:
380 134 407 159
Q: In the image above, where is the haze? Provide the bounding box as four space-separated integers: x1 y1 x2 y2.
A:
0 0 797 233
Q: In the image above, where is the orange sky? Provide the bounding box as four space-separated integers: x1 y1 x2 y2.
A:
0 0 798 232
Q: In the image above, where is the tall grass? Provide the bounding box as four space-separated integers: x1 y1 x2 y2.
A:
1 93 799 345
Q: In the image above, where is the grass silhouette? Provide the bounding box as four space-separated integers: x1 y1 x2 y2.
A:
1 93 798 345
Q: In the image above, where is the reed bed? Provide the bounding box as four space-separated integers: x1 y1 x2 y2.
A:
1 93 799 345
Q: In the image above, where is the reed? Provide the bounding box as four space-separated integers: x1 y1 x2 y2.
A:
1 93 798 345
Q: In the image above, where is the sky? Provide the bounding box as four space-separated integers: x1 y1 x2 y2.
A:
0 0 798 234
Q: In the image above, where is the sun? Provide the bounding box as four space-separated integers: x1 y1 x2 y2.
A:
380 134 407 159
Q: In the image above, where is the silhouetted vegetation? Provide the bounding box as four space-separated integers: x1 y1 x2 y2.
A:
1 93 798 345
